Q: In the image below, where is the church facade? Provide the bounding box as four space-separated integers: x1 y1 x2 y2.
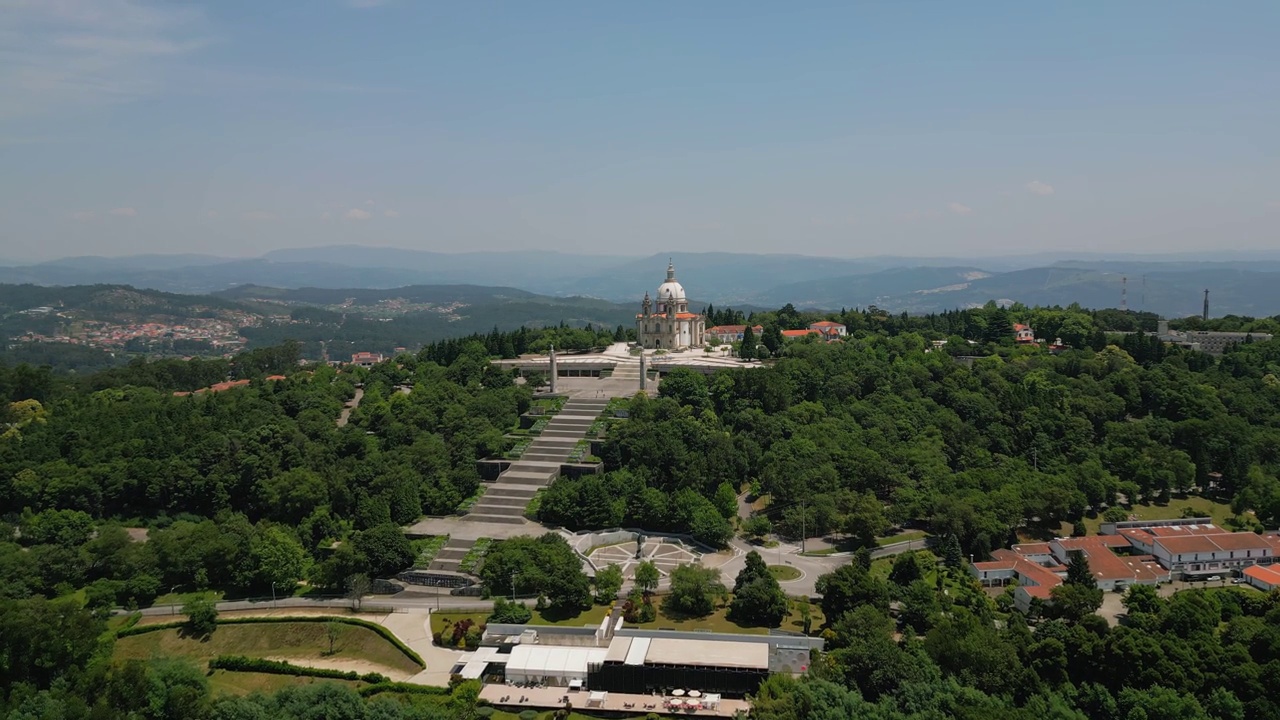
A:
636 261 705 350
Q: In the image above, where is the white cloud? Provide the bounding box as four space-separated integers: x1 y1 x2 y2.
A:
71 210 95 222
0 0 212 118
108 206 137 217
383 209 399 218
243 210 276 221
947 202 973 215
345 208 371 220
1027 180 1055 196
364 199 375 206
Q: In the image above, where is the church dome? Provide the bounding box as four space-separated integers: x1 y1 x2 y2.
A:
656 261 686 303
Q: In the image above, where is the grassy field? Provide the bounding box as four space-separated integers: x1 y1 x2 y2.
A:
114 622 422 677
207 670 361 696
432 605 612 639
768 565 802 581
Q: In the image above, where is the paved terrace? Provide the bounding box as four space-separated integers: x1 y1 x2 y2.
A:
478 685 750 718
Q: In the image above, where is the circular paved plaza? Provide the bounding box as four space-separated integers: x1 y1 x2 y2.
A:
587 540 699 579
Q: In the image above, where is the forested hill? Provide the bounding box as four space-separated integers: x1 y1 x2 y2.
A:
4 309 1280 715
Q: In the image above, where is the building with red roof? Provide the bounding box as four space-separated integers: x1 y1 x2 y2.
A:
807 321 847 338
1243 565 1280 592
706 325 764 344
1013 323 1035 344
351 352 384 368
636 261 706 350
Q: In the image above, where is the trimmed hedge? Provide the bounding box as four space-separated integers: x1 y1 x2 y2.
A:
209 655 388 684
359 682 451 698
114 615 424 668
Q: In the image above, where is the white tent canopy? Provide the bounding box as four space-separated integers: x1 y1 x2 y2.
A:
588 691 608 706
504 645 608 685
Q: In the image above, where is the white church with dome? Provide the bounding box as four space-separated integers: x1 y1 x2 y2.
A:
636 261 706 350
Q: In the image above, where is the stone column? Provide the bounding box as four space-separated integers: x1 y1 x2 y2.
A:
549 344 557 394
639 352 647 392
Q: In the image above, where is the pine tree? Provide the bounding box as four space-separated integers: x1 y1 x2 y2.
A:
1065 550 1097 589
740 326 756 361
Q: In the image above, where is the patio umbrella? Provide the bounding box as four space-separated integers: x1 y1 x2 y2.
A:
672 689 685 697
669 699 683 708
689 690 702 698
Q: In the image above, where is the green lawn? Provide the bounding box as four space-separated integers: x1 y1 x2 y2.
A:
459 538 493 573
431 605 611 641
150 590 226 607
768 565 802 581
114 621 422 677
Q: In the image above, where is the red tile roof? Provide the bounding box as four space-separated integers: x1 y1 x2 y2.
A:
1012 543 1052 556
781 329 816 338
809 321 844 328
1243 565 1280 587
707 325 763 334
265 375 287 381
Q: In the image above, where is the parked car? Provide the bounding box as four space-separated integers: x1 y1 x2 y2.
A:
1206 575 1221 582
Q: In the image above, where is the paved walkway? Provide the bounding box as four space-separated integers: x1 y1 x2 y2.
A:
381 611 467 687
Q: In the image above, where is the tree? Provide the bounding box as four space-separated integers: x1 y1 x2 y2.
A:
183 594 218 638
687 504 734 547
488 596 533 624
762 325 784 354
941 534 964 570
352 523 414 578
889 551 926 588
742 514 773 540
728 576 789 627
634 561 660 595
842 492 889 549
1065 550 1097 589
665 563 726 618
713 482 739 519
250 525 308 593
739 326 757 361
900 579 939 634
346 573 371 611
734 550 771 593
1102 506 1130 524
593 564 623 604
814 564 890 621
479 534 591 612
1122 583 1165 616
1049 583 1102 622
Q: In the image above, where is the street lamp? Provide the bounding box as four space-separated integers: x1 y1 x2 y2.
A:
511 572 519 603
271 582 277 610
170 585 181 616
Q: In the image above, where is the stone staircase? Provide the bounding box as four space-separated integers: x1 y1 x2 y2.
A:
461 397 609 525
609 360 646 389
426 536 475 573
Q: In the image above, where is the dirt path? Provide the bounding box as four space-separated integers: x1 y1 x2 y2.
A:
337 387 364 427
262 656 414 682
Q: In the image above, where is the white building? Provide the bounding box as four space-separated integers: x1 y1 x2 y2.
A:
636 261 705 350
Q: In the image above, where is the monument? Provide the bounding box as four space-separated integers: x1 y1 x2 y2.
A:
635 260 705 350
549 344 557 394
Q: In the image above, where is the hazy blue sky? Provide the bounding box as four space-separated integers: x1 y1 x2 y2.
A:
2 0 1278 261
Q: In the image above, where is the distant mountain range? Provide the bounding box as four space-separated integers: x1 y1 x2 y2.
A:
4 246 1280 318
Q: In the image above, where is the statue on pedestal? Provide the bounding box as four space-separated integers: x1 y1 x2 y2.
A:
635 534 646 559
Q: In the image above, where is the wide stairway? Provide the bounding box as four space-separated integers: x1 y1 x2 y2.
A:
610 361 642 384
461 396 608 525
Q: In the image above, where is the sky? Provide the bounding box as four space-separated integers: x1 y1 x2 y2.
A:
1 0 1278 262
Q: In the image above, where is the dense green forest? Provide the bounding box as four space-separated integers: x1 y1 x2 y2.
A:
5 301 1280 718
